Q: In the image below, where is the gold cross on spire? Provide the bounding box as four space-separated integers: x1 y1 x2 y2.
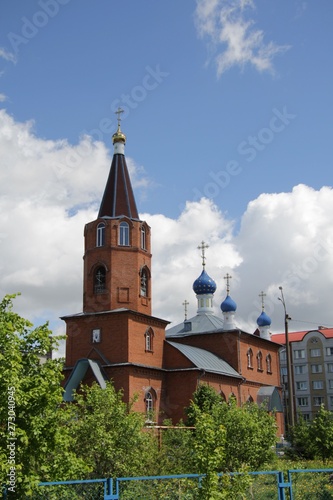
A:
224 273 232 295
182 299 189 320
259 291 266 311
197 241 209 268
115 107 124 128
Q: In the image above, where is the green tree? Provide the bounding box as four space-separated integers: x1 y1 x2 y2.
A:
287 413 314 459
216 398 277 470
186 386 277 471
157 419 196 475
193 409 227 499
310 405 333 462
68 381 158 479
185 384 223 427
0 294 88 498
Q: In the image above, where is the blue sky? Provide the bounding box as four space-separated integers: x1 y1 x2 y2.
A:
1 0 332 219
1 1 333 347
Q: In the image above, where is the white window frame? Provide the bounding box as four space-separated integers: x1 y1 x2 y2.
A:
96 222 105 247
247 348 253 369
297 397 308 407
294 349 305 359
141 225 146 250
119 221 130 246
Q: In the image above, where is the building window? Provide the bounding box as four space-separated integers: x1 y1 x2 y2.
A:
311 364 323 374
313 380 324 390
145 389 156 420
313 396 324 406
96 222 105 247
329 380 333 389
297 397 309 407
247 348 253 369
326 347 333 356
94 266 106 293
257 351 263 371
295 365 306 375
302 413 310 422
294 349 305 359
92 328 101 343
310 348 321 357
330 396 333 406
140 268 148 296
145 392 153 413
119 221 129 246
266 354 272 373
296 381 307 391
145 328 154 352
327 363 333 373
141 225 146 250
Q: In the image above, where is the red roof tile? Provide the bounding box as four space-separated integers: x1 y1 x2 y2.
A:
271 328 333 344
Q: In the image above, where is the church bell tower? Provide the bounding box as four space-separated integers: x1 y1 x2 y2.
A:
83 108 152 315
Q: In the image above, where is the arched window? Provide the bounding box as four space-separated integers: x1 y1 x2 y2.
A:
247 395 254 403
247 348 253 368
141 225 146 250
96 222 105 247
119 221 129 246
140 268 148 297
145 391 154 416
94 266 106 294
266 354 272 373
257 351 263 371
145 328 154 352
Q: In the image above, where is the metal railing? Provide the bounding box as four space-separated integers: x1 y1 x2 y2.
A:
2 468 333 499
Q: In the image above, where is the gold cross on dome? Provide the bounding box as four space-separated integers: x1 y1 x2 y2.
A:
259 291 266 311
223 273 232 295
197 241 209 268
115 107 124 128
182 299 189 320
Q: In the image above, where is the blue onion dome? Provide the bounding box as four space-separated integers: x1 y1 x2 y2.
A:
192 269 217 295
257 311 271 327
220 295 237 313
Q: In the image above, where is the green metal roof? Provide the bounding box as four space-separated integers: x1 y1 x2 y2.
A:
167 341 242 379
63 359 108 401
166 313 225 337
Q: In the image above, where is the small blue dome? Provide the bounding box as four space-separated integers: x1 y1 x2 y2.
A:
192 269 217 295
257 311 271 327
221 295 237 312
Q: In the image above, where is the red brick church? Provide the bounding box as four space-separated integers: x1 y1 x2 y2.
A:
62 113 284 434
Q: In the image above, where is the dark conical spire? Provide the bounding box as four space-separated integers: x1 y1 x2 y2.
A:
98 109 139 219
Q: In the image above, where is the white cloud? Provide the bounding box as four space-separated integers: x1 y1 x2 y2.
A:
194 0 290 76
1 110 333 346
0 110 152 328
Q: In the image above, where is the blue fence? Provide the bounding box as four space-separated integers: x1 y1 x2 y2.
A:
3 468 333 499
